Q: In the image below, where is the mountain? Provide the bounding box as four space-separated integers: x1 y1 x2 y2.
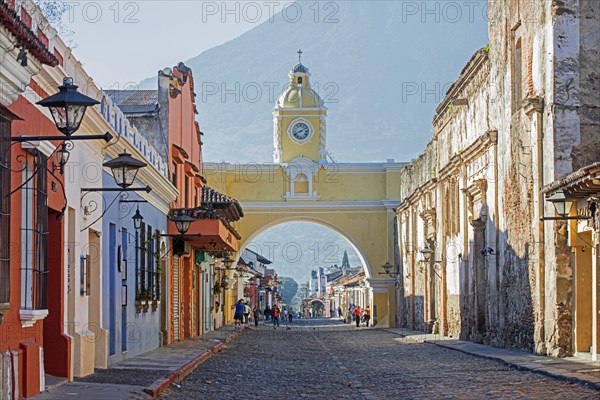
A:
140 1 488 163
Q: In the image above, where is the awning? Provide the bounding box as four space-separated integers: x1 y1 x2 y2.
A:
542 162 600 198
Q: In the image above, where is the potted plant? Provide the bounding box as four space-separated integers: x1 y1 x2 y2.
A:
220 276 228 290
142 290 150 313
151 294 159 312
135 290 143 313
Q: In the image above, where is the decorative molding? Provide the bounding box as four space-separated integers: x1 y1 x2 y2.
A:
366 277 396 293
20 140 56 157
273 117 282 162
210 161 407 173
240 200 397 211
19 309 48 328
523 96 544 116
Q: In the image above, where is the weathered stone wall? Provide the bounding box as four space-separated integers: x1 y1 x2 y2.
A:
397 0 599 356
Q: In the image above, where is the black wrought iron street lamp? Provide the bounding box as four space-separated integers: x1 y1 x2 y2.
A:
12 77 112 143
170 213 195 235
81 150 152 194
37 77 99 136
380 261 400 276
420 247 434 263
104 150 147 189
52 141 72 175
132 206 144 231
222 254 234 270
541 191 590 221
547 191 574 218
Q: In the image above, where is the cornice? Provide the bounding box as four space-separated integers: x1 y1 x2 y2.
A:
240 200 394 211
438 130 497 181
433 49 490 130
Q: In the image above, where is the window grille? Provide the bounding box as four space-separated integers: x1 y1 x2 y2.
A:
138 221 146 300
0 116 11 305
20 151 48 310
146 224 153 300
154 231 161 301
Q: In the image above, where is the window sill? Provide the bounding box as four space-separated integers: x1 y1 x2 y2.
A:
20 309 49 328
283 193 320 200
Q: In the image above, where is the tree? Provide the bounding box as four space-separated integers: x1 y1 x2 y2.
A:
33 0 75 44
278 277 298 306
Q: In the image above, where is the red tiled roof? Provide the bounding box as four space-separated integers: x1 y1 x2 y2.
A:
0 1 58 66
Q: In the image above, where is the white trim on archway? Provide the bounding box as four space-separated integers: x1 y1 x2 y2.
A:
236 216 373 278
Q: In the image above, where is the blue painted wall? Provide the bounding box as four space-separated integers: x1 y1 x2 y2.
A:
101 171 168 364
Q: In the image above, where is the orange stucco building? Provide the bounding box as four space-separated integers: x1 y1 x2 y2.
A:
108 63 243 344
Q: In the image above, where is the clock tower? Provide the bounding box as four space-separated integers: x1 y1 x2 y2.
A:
273 50 328 164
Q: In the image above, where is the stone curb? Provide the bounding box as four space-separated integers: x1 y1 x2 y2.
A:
425 340 600 392
385 329 599 392
143 327 247 398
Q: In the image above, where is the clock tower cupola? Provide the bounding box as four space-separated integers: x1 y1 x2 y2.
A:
273 50 328 164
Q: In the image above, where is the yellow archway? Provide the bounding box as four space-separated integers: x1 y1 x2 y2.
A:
205 56 404 327
206 161 403 328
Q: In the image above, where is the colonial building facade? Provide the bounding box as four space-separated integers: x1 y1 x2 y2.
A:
396 0 600 360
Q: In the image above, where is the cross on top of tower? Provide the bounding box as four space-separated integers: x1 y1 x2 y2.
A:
291 49 309 74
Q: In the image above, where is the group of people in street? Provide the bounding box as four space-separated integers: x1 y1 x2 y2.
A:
236 299 371 329
348 305 371 327
234 299 294 329
263 305 294 328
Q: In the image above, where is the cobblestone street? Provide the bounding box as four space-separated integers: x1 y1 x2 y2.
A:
161 319 599 400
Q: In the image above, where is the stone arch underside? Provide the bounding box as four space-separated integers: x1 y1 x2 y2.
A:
235 212 396 280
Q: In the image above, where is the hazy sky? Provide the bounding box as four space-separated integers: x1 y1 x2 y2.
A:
64 1 292 87
248 222 362 284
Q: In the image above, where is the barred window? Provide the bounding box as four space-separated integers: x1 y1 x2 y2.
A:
154 233 162 301
138 221 146 300
146 224 153 300
0 116 11 307
20 152 48 310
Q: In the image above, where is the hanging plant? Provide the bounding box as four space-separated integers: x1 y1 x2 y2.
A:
220 276 228 290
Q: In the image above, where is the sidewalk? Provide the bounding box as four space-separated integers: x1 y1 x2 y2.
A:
387 327 600 391
37 325 247 400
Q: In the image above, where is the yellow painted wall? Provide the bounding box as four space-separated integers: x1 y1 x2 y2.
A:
206 164 402 327
208 165 392 202
202 63 404 327
280 114 324 163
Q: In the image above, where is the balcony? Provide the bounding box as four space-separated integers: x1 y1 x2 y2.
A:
169 186 243 252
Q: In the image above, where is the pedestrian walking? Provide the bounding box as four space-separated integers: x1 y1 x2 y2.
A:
234 299 245 329
244 303 251 324
272 305 280 328
353 306 362 328
363 306 371 327
337 306 343 318
252 305 260 327
288 308 293 323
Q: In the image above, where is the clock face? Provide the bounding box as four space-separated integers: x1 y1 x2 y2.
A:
291 122 310 141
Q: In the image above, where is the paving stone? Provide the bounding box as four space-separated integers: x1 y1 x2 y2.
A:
160 319 600 399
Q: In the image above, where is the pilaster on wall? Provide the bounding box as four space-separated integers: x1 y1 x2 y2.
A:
367 278 396 328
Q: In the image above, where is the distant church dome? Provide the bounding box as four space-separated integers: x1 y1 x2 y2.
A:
276 50 324 109
291 63 309 74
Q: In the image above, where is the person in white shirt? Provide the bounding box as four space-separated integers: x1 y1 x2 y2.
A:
243 303 251 324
